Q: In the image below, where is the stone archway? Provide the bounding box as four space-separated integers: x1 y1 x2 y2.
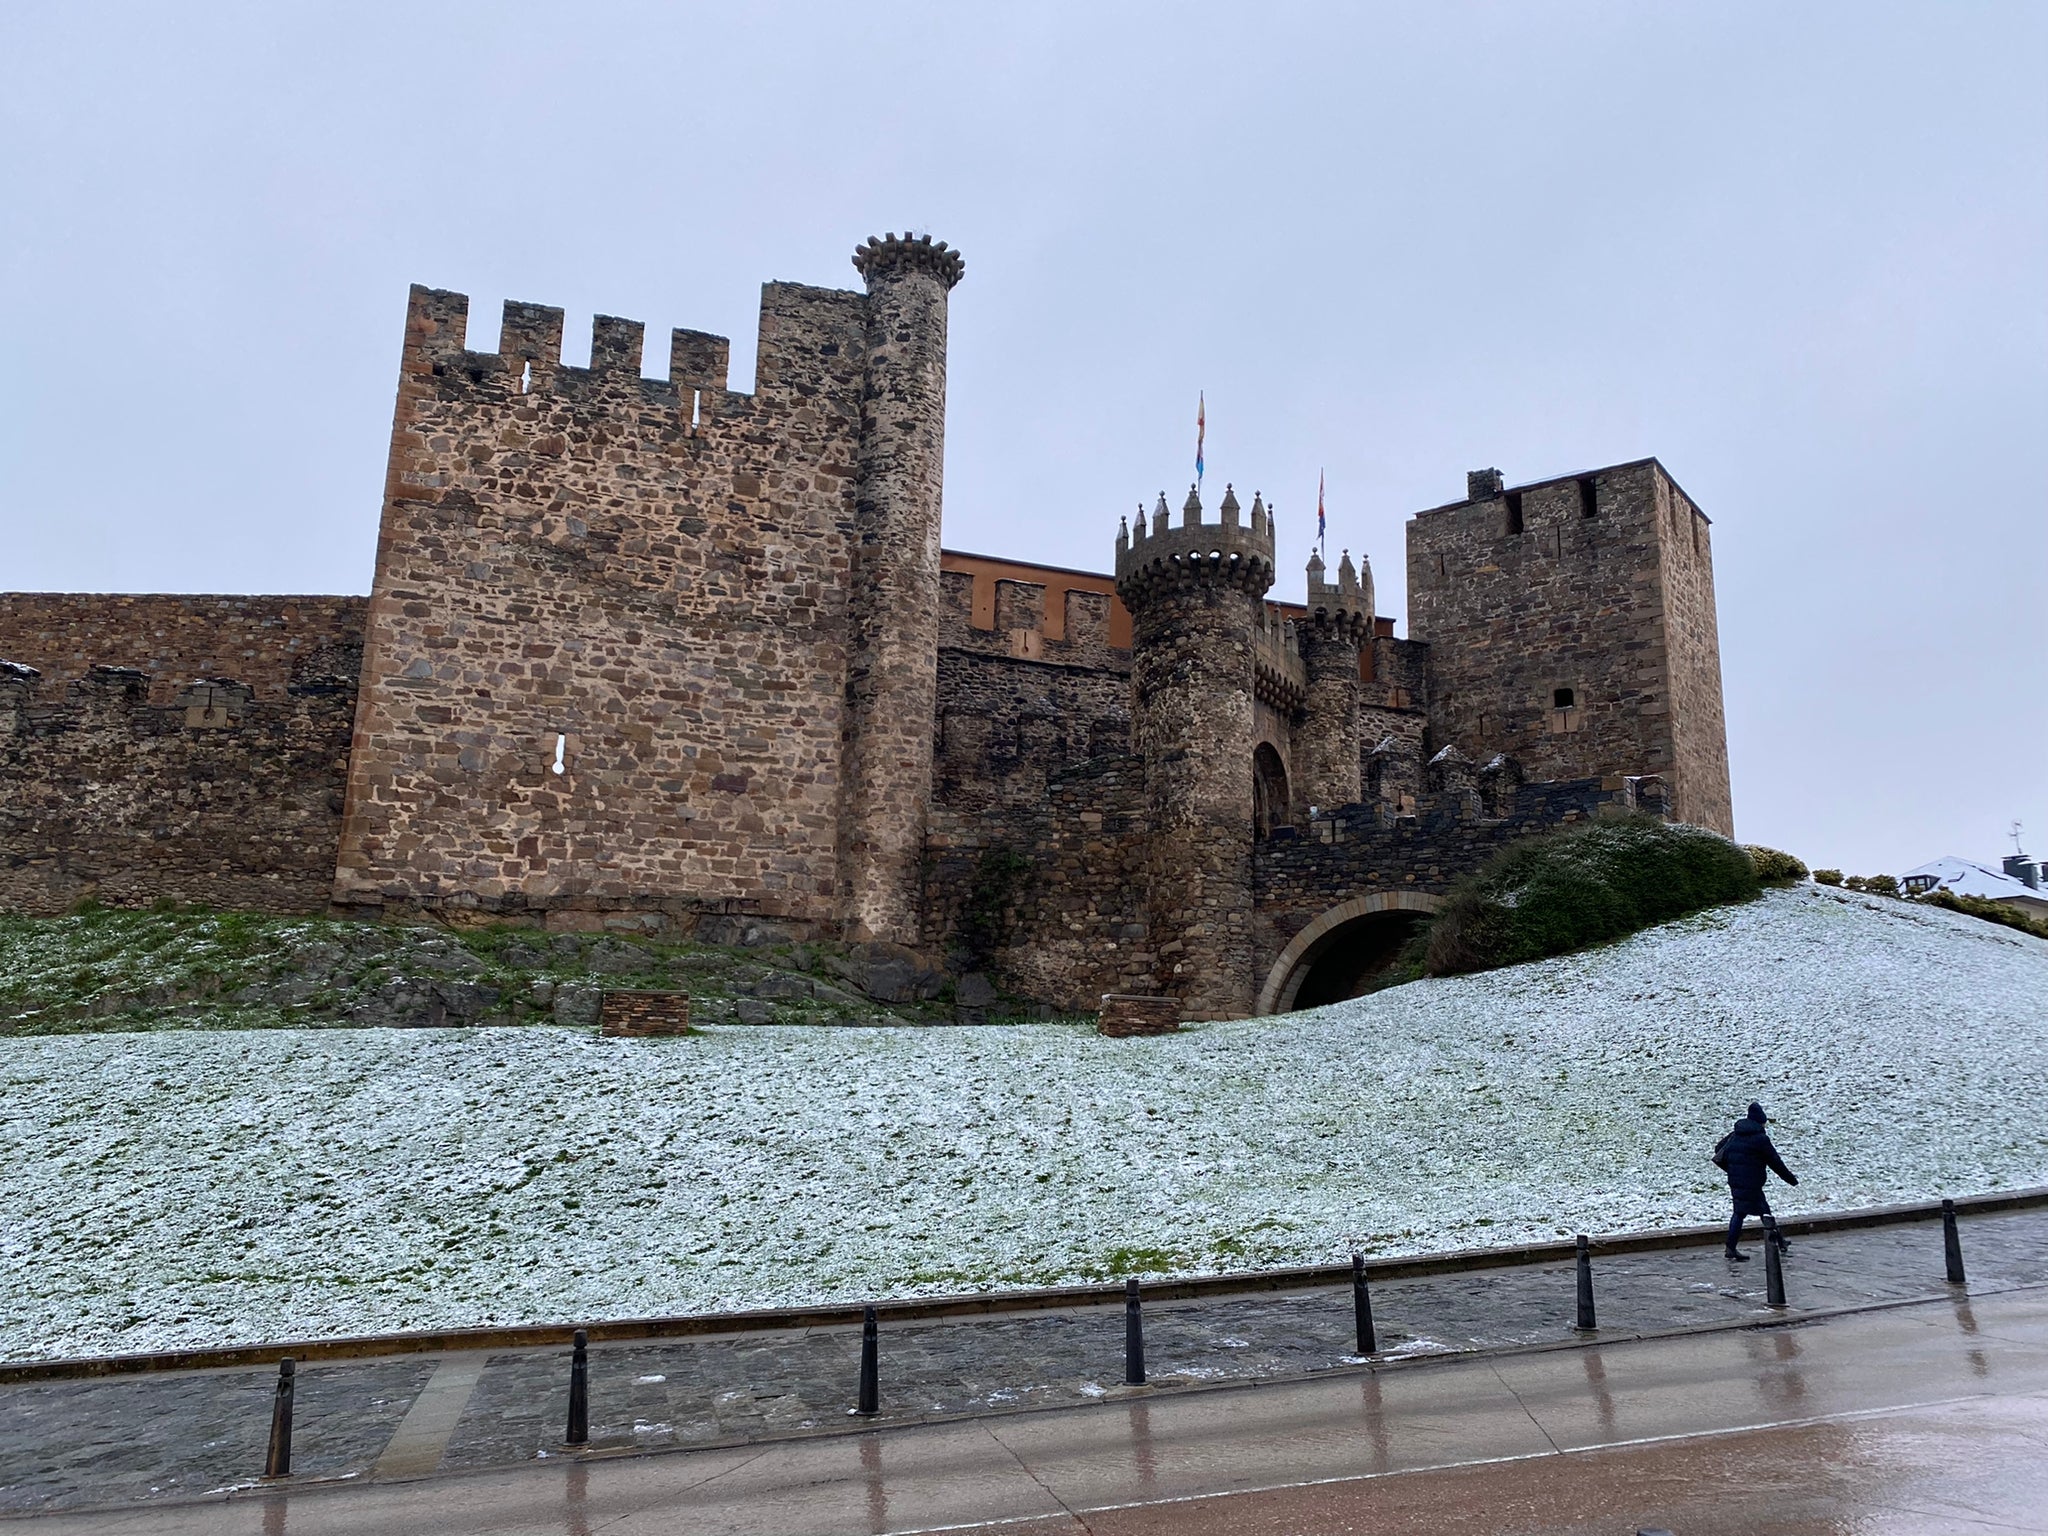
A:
1256 891 1445 1015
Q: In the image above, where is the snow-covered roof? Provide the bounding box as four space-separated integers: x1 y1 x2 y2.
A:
1902 855 2048 908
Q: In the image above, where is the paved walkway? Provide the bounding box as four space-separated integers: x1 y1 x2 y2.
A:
15 1283 2048 1534
3 1205 2044 1520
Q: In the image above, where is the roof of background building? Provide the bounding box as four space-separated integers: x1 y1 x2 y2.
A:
1902 855 2048 909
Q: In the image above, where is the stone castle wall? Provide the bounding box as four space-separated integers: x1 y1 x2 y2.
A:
0 593 366 704
334 281 872 929
0 664 355 914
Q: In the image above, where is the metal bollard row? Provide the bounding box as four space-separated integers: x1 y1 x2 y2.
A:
261 1202 1988 1472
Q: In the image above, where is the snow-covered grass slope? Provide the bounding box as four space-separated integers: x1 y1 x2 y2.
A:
5 885 2045 1362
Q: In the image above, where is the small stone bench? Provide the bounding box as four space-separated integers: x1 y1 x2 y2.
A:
599 990 692 1037
1097 994 1180 1037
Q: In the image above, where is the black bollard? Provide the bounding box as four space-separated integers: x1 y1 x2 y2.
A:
565 1329 589 1445
1352 1252 1377 1356
1574 1235 1596 1331
1943 1198 1967 1285
856 1304 879 1416
263 1357 295 1478
1763 1218 1787 1308
1124 1278 1146 1386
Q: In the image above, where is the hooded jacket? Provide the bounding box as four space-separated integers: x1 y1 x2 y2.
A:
1715 1111 1797 1194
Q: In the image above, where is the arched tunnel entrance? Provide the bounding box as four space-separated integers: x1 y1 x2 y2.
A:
1257 893 1445 1015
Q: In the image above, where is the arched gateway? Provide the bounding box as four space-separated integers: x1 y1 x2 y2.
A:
1256 891 1445 1016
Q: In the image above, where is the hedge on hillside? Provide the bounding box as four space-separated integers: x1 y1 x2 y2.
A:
1422 814 1762 977
1744 845 1808 885
1910 887 2048 941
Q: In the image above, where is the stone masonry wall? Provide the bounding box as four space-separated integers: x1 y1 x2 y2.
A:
1654 476 1735 835
0 594 366 704
922 753 1153 1012
0 665 355 914
1405 458 1730 832
932 558 1132 816
335 280 871 929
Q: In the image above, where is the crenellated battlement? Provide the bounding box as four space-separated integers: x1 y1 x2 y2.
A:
1114 484 1277 600
1303 549 1371 639
1253 603 1306 711
851 232 966 290
399 281 852 423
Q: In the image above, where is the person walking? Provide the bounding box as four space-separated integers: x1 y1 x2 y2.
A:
1714 1100 1797 1262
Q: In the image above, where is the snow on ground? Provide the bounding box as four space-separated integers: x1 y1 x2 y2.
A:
6 885 2047 1362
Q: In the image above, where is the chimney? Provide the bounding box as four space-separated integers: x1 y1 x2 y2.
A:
1467 468 1504 500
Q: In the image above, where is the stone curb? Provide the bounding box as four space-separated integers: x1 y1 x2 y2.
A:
5 1185 2040 1384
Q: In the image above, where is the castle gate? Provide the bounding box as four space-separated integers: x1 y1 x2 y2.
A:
1255 890 1444 1015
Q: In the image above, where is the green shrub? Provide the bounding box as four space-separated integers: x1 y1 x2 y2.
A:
1910 887 2048 940
1863 873 1900 898
1421 814 1761 977
1844 875 1868 891
1813 869 1844 886
1744 845 1808 885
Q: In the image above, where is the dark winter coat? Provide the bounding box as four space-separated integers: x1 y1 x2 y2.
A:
1714 1115 1798 1194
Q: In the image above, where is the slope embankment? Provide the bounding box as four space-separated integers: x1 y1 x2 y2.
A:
2 884 2043 1361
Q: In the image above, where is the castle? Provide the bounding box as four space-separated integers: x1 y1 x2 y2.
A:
0 233 1731 1021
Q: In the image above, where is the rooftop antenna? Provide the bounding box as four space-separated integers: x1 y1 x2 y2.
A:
2012 820 2027 856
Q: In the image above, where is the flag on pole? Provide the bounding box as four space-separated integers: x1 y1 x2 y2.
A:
1317 470 1327 556
1195 393 1206 490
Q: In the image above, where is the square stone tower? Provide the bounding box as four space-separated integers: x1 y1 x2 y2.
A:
1404 458 1732 834
335 236 963 937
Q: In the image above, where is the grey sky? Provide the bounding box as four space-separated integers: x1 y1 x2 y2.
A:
4 1 2043 878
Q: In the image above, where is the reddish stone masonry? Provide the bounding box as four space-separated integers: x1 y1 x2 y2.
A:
598 991 693 1037
1097 995 1181 1037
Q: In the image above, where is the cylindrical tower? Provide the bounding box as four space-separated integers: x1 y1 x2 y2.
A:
1297 549 1371 810
1115 483 1274 1020
837 233 964 945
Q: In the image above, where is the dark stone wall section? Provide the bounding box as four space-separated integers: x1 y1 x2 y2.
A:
0 665 355 915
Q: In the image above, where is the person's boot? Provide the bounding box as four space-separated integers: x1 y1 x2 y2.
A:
1725 1247 1751 1262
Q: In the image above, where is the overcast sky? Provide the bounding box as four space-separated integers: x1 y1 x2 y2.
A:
4 2 2043 877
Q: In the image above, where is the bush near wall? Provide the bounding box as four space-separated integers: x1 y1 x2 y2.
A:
1421 814 1761 977
1908 888 2048 941
1744 845 1809 885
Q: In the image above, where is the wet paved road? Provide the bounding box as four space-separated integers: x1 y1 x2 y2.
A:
15 1286 2048 1534
3 1205 2045 1523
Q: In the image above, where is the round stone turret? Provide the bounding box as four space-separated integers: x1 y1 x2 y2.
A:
851 232 966 290
1115 482 1277 601
1114 483 1274 1021
837 231 963 945
1298 549 1373 810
